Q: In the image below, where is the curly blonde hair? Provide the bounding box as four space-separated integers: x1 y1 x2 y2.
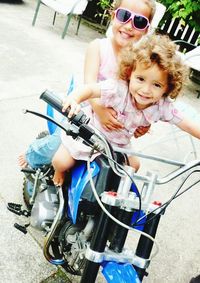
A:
118 33 188 99
112 0 156 22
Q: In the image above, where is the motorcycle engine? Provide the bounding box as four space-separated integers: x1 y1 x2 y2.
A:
30 184 59 231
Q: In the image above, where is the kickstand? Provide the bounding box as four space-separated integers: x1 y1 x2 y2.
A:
14 223 30 234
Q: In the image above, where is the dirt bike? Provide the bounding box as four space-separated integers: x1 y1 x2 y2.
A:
7 90 200 283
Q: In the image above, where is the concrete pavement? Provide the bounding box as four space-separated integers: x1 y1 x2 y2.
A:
0 1 102 282
1 0 200 282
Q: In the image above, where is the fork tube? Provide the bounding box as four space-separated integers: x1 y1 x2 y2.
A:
134 212 161 281
80 153 124 282
109 209 133 252
80 205 113 283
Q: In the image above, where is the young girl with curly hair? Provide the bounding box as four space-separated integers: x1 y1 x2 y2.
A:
52 33 199 186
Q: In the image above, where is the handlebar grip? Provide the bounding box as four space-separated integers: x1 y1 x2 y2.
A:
40 90 90 126
40 90 64 113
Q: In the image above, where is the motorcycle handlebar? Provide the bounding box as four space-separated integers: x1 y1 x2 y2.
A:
40 90 122 175
40 90 90 126
156 159 200 185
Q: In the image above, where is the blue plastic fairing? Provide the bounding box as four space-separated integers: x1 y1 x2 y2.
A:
68 161 100 223
102 261 141 283
47 104 57 134
131 210 146 231
131 182 146 231
47 76 75 134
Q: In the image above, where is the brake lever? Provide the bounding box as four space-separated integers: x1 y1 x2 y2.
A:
23 109 79 138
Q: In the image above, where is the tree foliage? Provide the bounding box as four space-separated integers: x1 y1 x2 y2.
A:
157 0 200 32
98 0 112 10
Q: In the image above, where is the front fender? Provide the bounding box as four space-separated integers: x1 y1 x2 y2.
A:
102 261 141 283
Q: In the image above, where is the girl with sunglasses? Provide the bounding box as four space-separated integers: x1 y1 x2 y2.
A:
52 34 196 186
86 0 156 132
19 0 156 169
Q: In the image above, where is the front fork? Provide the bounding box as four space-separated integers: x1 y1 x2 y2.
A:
80 206 134 283
80 165 162 283
133 210 162 281
80 205 114 283
80 155 124 283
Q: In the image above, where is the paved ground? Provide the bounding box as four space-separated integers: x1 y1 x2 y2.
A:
0 1 200 282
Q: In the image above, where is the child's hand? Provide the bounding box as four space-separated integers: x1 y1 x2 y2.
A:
134 125 151 138
62 97 81 118
91 101 124 131
101 107 124 131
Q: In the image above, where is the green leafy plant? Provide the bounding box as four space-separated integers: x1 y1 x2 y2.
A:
96 0 113 27
159 0 200 32
98 0 112 10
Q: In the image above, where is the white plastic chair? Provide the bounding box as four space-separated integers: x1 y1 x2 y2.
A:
174 41 200 98
184 47 200 98
150 2 166 29
32 0 89 38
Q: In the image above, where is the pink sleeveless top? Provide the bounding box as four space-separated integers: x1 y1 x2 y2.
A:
97 38 117 81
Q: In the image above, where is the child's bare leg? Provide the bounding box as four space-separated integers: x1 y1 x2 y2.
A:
18 153 28 168
52 144 75 186
128 155 140 172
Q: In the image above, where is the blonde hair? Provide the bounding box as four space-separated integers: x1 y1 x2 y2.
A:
112 0 156 22
118 33 188 99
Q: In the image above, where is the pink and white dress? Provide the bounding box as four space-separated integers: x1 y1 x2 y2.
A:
61 78 183 161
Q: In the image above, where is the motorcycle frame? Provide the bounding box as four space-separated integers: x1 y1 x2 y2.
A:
44 103 157 282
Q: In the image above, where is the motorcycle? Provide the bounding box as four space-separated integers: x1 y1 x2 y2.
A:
7 90 200 283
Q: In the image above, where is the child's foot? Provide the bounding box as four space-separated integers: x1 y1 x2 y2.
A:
53 170 65 186
18 153 28 168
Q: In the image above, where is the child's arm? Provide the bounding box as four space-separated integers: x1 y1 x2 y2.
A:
62 83 101 118
176 117 200 139
84 40 124 131
84 39 100 83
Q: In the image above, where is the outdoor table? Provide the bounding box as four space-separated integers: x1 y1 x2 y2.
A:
179 46 200 98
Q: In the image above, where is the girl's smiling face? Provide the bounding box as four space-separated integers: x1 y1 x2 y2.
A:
111 0 151 49
129 63 168 110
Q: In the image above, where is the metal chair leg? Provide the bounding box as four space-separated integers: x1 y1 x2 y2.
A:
197 90 200 99
62 13 73 39
76 15 82 35
32 0 41 26
53 12 57 25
